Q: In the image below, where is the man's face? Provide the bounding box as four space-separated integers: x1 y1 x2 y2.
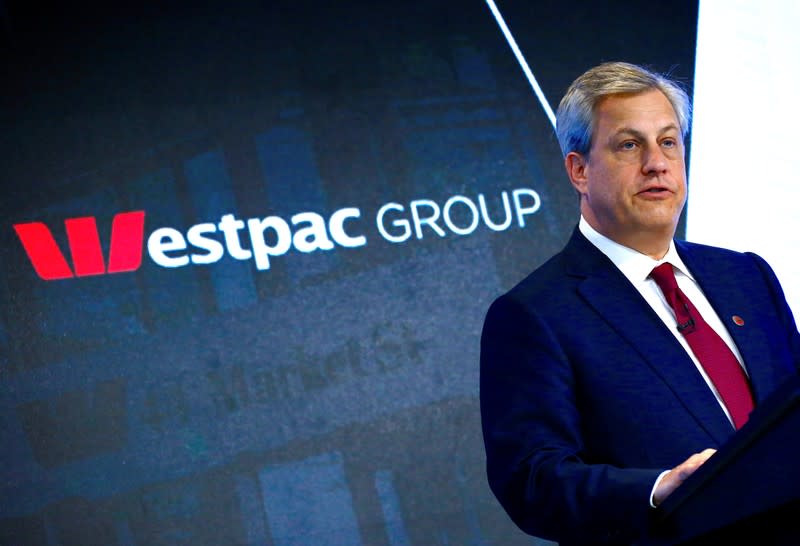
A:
567 89 687 255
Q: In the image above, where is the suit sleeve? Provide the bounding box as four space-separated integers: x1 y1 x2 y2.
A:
480 294 662 544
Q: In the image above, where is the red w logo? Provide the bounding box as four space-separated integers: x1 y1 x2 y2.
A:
13 211 146 280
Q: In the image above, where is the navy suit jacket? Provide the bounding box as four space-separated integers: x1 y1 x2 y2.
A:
480 228 800 545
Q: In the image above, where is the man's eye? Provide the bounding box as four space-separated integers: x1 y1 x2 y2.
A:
662 139 677 148
620 141 637 150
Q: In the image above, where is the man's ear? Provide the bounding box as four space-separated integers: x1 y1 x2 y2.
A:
564 152 589 195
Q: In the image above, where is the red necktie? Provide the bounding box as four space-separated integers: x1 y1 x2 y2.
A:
650 263 754 429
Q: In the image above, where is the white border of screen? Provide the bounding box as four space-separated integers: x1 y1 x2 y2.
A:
688 0 800 317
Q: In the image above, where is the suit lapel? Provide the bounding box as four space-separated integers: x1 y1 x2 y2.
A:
562 230 734 445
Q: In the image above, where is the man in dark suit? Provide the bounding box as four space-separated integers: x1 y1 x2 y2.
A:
480 62 800 545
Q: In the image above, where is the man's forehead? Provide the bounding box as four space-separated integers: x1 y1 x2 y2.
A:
594 90 680 130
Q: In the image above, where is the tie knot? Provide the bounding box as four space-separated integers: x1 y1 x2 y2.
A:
650 262 678 294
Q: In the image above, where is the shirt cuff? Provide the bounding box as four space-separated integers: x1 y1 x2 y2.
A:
650 470 672 508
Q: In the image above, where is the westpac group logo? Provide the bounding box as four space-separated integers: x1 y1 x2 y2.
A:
12 188 541 281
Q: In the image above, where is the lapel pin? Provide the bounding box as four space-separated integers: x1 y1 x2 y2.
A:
732 315 745 326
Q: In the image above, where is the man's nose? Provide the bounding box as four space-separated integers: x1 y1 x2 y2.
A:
642 144 669 174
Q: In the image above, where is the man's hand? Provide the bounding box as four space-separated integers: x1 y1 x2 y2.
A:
653 448 717 507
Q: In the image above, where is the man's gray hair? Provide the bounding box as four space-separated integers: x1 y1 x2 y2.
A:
555 61 692 157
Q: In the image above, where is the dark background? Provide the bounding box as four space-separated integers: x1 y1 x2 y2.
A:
0 1 698 544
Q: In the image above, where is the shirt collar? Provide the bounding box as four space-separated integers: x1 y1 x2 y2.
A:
578 216 695 284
